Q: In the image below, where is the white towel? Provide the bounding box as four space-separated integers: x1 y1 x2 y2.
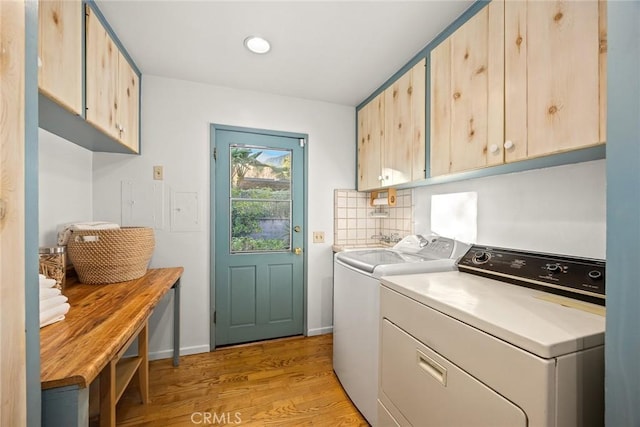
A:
40 315 65 328
57 221 120 246
39 302 70 328
39 277 57 288
40 287 61 300
40 295 68 312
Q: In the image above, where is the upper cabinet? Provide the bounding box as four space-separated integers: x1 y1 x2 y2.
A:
358 59 426 191
358 92 385 191
430 0 606 177
504 0 606 162
38 1 141 154
430 2 504 176
38 0 83 115
86 6 140 153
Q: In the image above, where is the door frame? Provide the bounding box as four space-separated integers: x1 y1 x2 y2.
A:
209 124 308 350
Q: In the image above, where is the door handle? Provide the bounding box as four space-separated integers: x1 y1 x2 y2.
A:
294 247 303 255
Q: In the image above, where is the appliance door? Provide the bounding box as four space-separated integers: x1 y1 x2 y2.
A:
333 260 379 426
335 249 428 274
380 319 527 427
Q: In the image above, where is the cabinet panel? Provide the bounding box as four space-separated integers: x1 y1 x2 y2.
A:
0 0 27 424
118 53 140 152
411 59 427 182
357 93 384 191
86 6 119 141
449 6 490 173
430 41 452 177
506 0 603 160
38 0 82 115
384 60 426 186
431 2 503 177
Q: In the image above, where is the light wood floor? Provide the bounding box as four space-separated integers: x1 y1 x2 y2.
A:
116 334 369 426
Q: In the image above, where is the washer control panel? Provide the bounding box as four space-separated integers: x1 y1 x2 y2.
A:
458 245 606 305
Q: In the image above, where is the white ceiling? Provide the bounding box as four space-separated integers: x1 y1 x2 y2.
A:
96 1 473 107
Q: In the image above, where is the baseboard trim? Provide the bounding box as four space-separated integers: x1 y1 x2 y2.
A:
307 326 333 336
149 344 210 361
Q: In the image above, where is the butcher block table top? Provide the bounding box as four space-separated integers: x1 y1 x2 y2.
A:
40 267 183 390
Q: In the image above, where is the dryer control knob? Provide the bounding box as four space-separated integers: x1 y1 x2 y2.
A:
588 270 603 280
473 251 490 264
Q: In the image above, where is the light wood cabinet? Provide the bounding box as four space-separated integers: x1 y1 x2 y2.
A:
430 2 503 176
430 0 606 177
86 5 140 153
358 92 385 191
384 59 426 185
358 59 426 191
504 0 606 162
1 0 27 424
117 52 140 151
38 0 82 115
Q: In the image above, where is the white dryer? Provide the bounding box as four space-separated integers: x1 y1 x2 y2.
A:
378 245 606 427
333 234 470 426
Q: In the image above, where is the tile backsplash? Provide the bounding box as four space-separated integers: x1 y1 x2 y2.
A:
333 189 413 246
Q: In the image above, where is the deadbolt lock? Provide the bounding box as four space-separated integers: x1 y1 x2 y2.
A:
293 225 301 233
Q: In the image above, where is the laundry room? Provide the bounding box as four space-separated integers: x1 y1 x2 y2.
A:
4 0 639 426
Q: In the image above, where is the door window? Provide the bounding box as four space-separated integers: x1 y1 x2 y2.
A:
229 145 292 253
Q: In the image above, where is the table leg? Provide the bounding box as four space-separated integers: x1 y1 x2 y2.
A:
138 321 150 403
99 360 116 427
173 278 181 367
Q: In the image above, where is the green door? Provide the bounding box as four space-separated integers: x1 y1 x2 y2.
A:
212 127 305 347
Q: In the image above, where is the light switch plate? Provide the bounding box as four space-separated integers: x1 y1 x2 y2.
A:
153 165 163 180
313 231 325 243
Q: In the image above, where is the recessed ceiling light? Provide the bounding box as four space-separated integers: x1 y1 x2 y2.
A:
244 36 271 54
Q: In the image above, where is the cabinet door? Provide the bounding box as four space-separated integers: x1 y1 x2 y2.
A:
430 2 504 176
357 93 384 191
86 6 119 141
1 0 27 424
118 53 140 153
384 59 426 186
505 0 605 161
38 0 82 115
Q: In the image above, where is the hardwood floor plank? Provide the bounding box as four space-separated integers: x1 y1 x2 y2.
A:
115 334 368 426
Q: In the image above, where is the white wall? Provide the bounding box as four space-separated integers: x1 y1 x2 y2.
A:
92 75 355 358
413 159 606 259
38 129 93 247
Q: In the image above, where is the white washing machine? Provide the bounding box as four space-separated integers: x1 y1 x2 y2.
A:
333 235 470 426
378 245 606 427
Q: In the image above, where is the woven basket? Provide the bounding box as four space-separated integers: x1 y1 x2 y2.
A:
67 227 155 284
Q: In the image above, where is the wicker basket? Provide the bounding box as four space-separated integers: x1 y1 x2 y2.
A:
67 227 155 284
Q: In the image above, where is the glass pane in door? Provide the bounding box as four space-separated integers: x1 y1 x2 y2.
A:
229 145 292 253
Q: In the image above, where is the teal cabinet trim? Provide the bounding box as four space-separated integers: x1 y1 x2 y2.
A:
356 1 488 110
605 2 640 426
394 145 605 190
86 0 144 155
356 0 605 190
84 0 141 76
355 1 488 190
39 0 142 155
25 2 41 426
39 94 138 154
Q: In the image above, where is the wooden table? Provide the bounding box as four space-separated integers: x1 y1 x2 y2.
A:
40 267 183 427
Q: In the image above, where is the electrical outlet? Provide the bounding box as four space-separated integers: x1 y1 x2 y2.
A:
153 165 163 180
313 231 325 243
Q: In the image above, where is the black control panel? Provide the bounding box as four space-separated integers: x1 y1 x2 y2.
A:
457 245 606 305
